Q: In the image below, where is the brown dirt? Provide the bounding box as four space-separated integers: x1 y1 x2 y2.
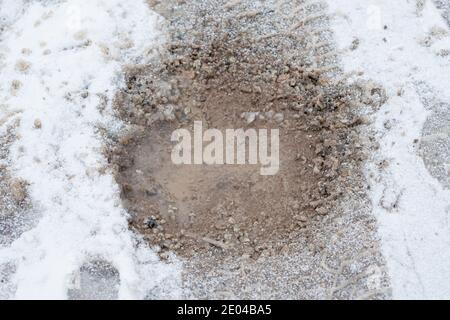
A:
114 73 321 257
109 28 374 260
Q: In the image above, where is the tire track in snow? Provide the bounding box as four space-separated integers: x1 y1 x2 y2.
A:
327 0 450 299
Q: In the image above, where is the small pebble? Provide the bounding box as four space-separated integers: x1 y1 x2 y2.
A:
144 217 158 229
34 119 42 129
273 113 284 123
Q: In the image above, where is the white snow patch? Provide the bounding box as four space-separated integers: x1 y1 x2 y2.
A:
0 0 181 299
328 0 450 299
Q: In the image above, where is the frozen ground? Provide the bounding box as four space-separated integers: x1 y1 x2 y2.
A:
0 0 449 300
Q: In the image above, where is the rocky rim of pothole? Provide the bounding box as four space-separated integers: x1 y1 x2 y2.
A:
105 1 386 260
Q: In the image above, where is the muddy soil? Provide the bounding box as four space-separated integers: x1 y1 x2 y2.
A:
107 0 390 299
113 31 360 258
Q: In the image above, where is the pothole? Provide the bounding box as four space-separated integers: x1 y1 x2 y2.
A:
106 0 388 298
109 4 374 259
115 82 322 258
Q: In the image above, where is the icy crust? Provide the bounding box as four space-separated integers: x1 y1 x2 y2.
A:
328 0 450 299
0 0 180 299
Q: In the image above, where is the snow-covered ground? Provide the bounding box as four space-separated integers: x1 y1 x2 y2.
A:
1 0 449 300
0 0 180 299
328 0 450 299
